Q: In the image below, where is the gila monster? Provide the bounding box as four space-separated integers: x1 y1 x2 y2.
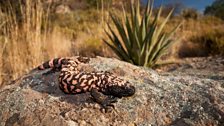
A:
38 56 135 110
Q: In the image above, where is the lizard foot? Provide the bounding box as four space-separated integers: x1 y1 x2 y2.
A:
90 88 118 112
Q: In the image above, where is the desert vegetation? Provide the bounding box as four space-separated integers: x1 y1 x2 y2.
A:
104 1 181 67
0 0 224 87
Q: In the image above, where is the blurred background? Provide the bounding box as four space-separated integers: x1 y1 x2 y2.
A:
0 0 223 86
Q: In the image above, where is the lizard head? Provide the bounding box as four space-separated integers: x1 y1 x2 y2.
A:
106 84 135 98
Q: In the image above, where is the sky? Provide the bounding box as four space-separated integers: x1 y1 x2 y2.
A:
142 0 214 12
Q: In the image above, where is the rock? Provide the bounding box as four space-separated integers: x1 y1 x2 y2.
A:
0 56 223 126
55 5 71 14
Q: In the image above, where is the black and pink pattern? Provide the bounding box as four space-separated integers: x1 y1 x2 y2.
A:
38 56 135 99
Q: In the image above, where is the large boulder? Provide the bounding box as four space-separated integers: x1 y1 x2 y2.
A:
0 57 223 126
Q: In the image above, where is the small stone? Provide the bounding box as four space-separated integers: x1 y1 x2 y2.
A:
128 123 136 126
79 120 87 126
38 99 44 105
94 103 101 109
67 120 78 126
55 5 71 14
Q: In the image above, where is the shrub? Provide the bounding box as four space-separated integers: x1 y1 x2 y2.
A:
204 0 224 20
190 30 224 55
104 0 181 67
181 8 199 20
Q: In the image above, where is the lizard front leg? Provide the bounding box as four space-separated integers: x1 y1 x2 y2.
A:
90 88 118 112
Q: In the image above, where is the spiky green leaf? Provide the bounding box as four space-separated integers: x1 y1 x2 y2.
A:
104 0 181 68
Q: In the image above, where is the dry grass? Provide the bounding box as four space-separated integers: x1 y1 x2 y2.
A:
166 16 224 58
0 0 47 86
0 0 114 87
0 0 72 86
73 30 115 58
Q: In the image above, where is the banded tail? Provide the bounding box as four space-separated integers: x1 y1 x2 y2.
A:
37 56 90 70
38 58 66 70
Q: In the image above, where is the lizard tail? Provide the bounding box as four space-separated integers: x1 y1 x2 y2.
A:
38 58 66 70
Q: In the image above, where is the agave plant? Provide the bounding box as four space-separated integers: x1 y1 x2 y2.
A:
104 0 181 67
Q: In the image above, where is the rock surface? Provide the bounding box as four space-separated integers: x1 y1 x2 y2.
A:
0 56 223 126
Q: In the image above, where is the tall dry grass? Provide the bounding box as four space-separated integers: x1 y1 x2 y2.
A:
166 16 224 58
0 0 72 86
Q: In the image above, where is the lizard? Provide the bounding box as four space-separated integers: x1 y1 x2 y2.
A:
37 56 135 111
